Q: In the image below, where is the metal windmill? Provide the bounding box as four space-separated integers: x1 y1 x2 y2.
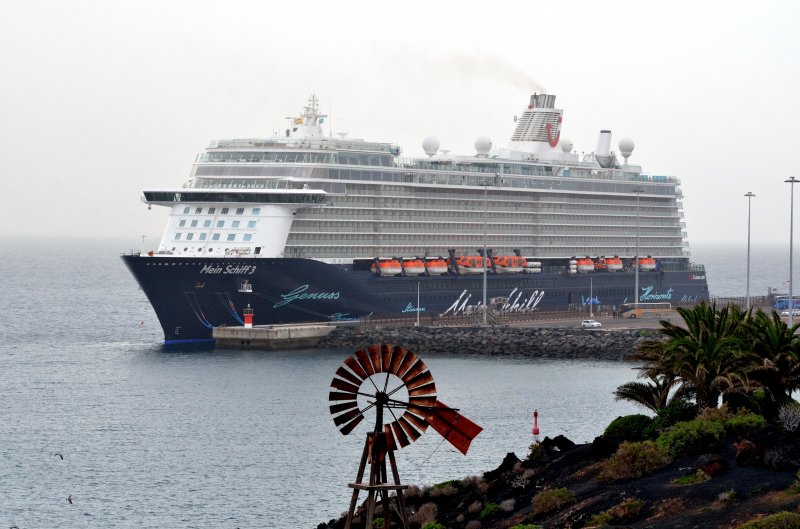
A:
329 344 483 529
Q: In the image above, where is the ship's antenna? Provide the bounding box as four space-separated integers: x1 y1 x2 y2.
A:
140 235 146 254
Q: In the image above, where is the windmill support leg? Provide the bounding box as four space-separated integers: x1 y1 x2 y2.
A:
388 450 410 529
344 436 371 529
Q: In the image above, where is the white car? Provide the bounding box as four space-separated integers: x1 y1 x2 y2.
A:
781 309 800 316
581 319 602 328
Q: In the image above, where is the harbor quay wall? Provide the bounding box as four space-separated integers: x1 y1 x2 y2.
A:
316 325 660 361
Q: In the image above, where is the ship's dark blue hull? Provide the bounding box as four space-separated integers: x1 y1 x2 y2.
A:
122 255 710 342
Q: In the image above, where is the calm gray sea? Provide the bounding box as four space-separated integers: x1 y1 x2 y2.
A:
0 239 788 528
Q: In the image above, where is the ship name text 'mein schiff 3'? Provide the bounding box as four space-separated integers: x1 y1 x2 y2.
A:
123 93 709 343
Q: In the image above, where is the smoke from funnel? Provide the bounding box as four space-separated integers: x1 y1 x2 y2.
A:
437 52 547 93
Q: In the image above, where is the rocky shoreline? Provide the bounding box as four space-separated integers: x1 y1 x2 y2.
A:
317 325 660 361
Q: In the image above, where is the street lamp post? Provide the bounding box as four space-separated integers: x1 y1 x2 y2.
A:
745 192 756 311
787 177 798 326
633 187 644 309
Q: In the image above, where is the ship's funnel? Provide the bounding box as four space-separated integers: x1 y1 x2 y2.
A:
595 130 616 168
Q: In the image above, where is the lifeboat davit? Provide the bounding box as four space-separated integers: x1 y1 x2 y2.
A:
451 255 489 274
424 258 448 275
492 255 527 274
370 258 402 276
576 257 595 273
638 256 657 271
401 258 426 276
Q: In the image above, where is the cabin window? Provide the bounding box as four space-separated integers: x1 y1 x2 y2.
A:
221 207 229 214
217 220 224 228
247 221 256 228
195 207 202 214
203 220 211 227
252 207 261 215
175 233 182 240
183 207 190 214
232 221 240 228
178 220 186 227
227 234 236 241
186 233 194 241
199 233 207 241
208 207 216 214
212 234 220 241
190 220 198 227
236 207 244 215
243 234 252 242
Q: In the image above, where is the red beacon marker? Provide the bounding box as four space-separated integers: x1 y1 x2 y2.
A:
532 409 540 436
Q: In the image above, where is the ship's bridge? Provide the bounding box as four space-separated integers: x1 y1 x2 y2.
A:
144 188 326 259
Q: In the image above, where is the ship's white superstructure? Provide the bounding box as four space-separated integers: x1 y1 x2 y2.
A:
143 94 688 264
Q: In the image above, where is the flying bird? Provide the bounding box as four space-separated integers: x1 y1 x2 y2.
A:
66 495 73 505
55 453 63 460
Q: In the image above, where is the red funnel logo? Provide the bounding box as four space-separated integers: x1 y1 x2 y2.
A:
545 116 562 148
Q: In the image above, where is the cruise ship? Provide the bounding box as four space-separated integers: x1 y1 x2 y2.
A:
123 93 709 343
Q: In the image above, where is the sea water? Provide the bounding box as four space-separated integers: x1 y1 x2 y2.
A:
0 239 788 527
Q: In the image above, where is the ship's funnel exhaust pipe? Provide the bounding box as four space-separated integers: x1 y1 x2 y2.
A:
595 130 616 168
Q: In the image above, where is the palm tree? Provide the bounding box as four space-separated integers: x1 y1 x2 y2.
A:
634 302 751 410
743 309 800 417
614 374 682 414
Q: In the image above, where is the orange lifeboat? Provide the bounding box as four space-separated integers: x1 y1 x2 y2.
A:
450 255 489 274
492 255 527 274
401 258 426 276
638 256 657 271
596 256 623 272
576 257 595 273
424 258 448 275
370 258 402 276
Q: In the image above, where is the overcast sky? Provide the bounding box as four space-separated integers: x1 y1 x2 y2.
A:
2 0 798 250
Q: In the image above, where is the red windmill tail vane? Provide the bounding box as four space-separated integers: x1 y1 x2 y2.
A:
425 400 483 455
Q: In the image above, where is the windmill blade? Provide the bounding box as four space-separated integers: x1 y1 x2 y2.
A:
367 344 383 373
407 396 437 413
335 366 363 386
425 400 483 455
398 416 422 442
344 355 368 380
408 382 437 396
330 401 359 414
384 424 398 452
339 413 365 435
391 421 411 448
329 391 358 401
381 344 394 373
395 350 418 379
330 377 361 394
403 410 429 433
402 359 428 383
388 346 406 375
333 408 363 427
405 371 435 391
355 349 376 377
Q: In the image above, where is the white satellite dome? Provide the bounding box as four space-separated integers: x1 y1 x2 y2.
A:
422 136 440 157
618 138 635 159
474 136 492 156
561 138 574 153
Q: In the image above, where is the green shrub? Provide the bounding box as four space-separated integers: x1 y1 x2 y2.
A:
433 479 457 489
656 419 725 458
421 523 446 529
643 399 698 438
725 413 767 436
671 469 711 485
585 511 613 527
531 487 575 515
611 497 645 518
598 441 672 481
735 511 800 528
527 441 547 462
480 502 501 519
603 414 653 441
373 518 384 528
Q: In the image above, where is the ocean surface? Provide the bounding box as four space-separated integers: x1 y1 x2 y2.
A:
0 239 792 528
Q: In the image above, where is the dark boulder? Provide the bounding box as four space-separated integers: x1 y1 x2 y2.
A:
695 453 729 476
484 452 520 482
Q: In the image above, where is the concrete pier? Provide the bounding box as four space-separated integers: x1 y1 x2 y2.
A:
213 323 337 350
